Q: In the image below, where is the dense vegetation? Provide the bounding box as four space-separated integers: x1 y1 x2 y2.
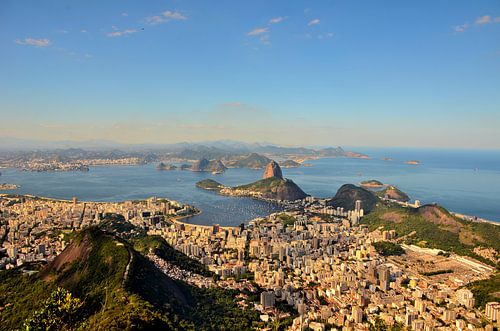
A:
236 177 285 191
421 269 453 276
466 273 500 308
328 184 379 213
362 202 500 267
195 179 224 191
0 226 264 330
276 213 297 227
373 241 405 256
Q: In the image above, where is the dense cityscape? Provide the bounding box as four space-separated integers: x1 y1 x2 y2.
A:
1 166 498 330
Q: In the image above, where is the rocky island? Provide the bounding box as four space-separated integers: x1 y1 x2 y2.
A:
360 179 386 188
405 160 421 165
0 183 20 190
156 162 177 171
195 179 225 191
196 161 308 201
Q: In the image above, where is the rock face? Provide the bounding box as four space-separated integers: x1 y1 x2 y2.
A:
263 161 283 179
328 184 379 213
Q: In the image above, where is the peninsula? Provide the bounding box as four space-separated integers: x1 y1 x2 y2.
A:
196 161 308 201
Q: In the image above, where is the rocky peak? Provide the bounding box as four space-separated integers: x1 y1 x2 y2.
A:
262 160 283 179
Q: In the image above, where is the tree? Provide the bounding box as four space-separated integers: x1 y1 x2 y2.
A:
23 287 83 331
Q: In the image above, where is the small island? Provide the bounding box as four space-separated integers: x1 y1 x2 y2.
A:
279 160 301 168
360 179 386 188
0 183 20 190
195 179 225 191
381 157 393 161
156 162 177 171
405 160 420 165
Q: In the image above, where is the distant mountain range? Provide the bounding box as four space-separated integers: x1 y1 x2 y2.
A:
0 137 369 171
0 137 367 158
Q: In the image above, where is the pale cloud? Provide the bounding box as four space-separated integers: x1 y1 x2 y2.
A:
247 27 268 36
121 12 128 17
146 10 187 25
475 15 491 25
455 14 500 33
15 38 51 47
107 29 137 37
80 29 87 33
269 17 285 24
454 23 470 33
317 32 334 40
308 19 320 26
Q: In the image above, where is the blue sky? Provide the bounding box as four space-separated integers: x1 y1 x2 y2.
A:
1 0 499 148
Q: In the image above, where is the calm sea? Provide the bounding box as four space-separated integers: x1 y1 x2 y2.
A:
1 148 499 225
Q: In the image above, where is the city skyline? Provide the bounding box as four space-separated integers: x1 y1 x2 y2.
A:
1 0 500 148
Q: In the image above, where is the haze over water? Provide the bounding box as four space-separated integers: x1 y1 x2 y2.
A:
1 148 499 224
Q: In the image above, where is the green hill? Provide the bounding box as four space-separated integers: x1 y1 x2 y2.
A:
375 185 410 202
226 153 271 169
0 225 262 330
327 184 379 213
195 179 225 191
362 202 500 266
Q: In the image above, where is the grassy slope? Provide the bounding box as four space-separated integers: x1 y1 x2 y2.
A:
0 227 262 330
362 202 500 266
236 177 284 192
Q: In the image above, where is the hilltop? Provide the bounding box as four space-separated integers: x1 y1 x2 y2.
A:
376 185 410 202
327 184 379 213
263 160 283 179
0 222 262 330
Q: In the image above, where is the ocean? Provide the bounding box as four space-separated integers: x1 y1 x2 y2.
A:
1 148 499 225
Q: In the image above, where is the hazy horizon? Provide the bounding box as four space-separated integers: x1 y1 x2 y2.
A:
1 1 500 148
